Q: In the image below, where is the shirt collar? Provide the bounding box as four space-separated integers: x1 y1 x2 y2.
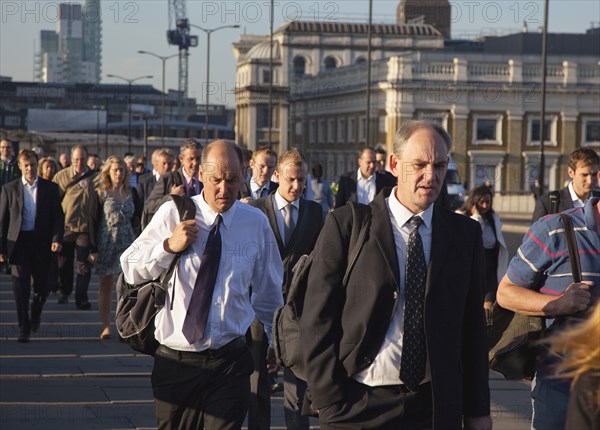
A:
197 191 237 230
273 190 299 211
250 178 268 193
21 176 38 187
181 168 197 184
387 186 434 230
357 169 375 183
70 165 89 178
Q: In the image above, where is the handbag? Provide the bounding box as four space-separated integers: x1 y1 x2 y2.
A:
488 212 582 380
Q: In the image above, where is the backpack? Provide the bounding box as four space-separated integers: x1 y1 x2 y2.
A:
272 202 372 381
115 194 196 356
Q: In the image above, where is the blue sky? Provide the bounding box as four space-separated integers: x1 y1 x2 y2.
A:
1 0 599 107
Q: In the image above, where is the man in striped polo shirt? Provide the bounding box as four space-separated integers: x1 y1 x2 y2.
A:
497 172 600 430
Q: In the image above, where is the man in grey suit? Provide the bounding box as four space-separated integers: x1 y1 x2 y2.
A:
0 150 64 342
531 147 599 222
142 140 202 228
136 148 172 207
248 148 323 430
302 120 491 429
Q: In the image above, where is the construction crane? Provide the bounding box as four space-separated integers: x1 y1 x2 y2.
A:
166 0 197 99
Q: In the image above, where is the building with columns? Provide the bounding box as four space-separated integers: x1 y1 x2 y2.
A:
233 7 599 193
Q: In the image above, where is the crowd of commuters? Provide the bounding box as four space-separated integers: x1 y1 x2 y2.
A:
0 126 598 429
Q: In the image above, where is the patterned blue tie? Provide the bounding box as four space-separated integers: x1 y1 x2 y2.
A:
182 214 222 344
400 215 427 391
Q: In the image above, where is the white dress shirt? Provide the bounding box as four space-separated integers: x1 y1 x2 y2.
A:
356 169 376 205
568 181 586 208
355 188 433 386
273 192 299 244
21 177 38 231
250 179 271 200
120 192 284 352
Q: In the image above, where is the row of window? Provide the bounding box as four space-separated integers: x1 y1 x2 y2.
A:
472 114 600 147
292 55 367 78
307 116 369 145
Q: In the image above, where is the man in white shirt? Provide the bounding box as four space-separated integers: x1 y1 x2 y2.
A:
334 147 395 208
240 147 278 202
121 140 283 429
0 150 63 343
531 147 599 222
301 121 491 429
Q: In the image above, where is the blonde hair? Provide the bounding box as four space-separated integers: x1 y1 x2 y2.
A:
100 155 130 193
546 300 600 408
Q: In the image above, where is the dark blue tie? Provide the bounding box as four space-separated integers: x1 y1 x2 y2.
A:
400 215 427 391
182 214 222 344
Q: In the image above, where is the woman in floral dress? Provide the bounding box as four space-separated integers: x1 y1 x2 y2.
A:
95 156 140 339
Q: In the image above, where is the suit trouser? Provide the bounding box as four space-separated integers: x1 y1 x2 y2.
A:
247 317 271 430
317 379 432 430
152 340 253 430
10 231 51 335
283 368 309 430
58 231 91 305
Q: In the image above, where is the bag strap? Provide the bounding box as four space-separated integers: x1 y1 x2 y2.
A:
61 169 95 201
343 202 372 286
558 213 582 283
549 190 561 214
164 194 197 309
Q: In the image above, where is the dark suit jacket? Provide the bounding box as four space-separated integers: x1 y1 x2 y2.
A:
136 172 157 206
532 187 600 223
0 178 64 263
301 188 490 427
239 180 279 200
249 195 323 296
142 168 203 228
334 171 395 208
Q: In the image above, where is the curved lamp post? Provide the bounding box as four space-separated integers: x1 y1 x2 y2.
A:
137 51 178 146
189 24 240 142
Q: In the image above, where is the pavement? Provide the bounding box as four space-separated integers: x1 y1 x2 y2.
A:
0 215 535 430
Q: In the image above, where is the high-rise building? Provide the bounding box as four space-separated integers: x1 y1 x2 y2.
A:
83 0 102 83
35 1 101 83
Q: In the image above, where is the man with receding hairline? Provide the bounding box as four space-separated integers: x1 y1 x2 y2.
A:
302 120 491 429
121 139 283 429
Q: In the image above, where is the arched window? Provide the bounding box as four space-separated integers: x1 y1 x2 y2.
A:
293 56 306 78
324 56 337 71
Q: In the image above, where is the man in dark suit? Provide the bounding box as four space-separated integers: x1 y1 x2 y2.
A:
136 148 172 207
0 150 64 342
301 120 491 429
248 148 323 430
239 147 278 202
531 147 599 222
142 140 202 228
334 146 395 208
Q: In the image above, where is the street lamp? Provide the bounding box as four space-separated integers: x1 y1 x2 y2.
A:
137 51 178 146
106 73 153 153
189 24 240 142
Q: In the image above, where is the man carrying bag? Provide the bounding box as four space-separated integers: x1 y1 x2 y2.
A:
497 172 600 430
